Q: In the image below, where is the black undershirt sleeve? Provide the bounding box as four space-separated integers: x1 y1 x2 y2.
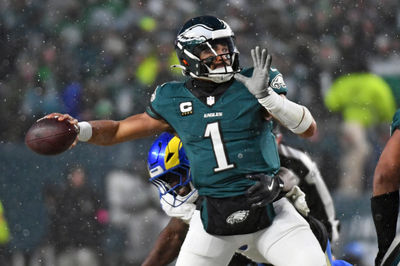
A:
371 190 399 265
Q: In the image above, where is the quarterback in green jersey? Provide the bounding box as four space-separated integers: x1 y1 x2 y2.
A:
46 16 324 265
372 108 400 266
146 65 286 198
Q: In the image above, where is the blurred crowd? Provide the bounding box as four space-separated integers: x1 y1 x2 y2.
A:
2 0 399 189
1 0 399 141
1 0 400 265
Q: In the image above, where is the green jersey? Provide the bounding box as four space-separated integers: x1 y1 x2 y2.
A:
390 109 400 136
146 68 288 197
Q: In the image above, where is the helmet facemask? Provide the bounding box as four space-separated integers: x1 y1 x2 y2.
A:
174 16 240 83
147 132 198 207
195 37 239 82
150 164 198 207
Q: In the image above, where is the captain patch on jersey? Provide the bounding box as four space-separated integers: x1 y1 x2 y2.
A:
180 101 193 116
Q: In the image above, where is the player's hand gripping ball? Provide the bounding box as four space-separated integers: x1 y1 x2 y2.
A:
25 117 78 155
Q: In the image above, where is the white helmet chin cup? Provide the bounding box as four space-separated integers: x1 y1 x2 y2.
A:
176 188 198 205
196 74 234 83
160 187 198 207
190 64 234 83
206 65 234 83
191 72 234 83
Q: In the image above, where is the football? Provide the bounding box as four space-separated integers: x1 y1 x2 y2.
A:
25 117 78 155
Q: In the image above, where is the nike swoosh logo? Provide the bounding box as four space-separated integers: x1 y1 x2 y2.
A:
267 179 274 190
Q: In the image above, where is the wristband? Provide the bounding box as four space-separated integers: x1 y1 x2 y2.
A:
77 121 92 142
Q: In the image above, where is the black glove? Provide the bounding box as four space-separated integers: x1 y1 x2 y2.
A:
245 173 284 208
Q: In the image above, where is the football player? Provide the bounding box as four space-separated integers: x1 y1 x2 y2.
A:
144 132 348 266
46 15 324 265
273 126 340 245
371 108 400 266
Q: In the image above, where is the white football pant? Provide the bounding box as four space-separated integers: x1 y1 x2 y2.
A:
176 197 327 266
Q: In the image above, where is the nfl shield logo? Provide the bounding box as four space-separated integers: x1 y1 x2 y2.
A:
206 96 215 106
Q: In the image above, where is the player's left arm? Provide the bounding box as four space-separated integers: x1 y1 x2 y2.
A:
46 112 171 146
142 217 189 266
235 46 316 138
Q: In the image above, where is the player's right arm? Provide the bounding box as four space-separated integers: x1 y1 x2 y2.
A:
46 112 172 146
142 217 189 266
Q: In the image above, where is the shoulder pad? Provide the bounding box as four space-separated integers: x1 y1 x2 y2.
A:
150 81 184 103
269 69 286 90
238 67 254 77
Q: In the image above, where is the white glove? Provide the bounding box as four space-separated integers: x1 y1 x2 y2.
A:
285 186 310 217
160 195 196 224
235 47 314 135
234 46 272 99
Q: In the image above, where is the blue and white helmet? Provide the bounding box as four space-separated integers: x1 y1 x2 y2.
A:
147 132 198 207
174 15 240 83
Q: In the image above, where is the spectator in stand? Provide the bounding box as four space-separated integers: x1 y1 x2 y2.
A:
0 200 11 265
324 72 396 197
104 168 168 265
49 165 107 266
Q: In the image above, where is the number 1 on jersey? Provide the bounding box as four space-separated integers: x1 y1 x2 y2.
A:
204 122 235 172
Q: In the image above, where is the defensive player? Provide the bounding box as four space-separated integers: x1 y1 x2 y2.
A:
274 126 340 244
47 16 325 265
371 108 400 266
144 132 346 265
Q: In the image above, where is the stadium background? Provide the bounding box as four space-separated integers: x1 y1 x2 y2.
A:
1 0 400 265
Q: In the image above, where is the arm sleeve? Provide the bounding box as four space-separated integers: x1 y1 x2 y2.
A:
146 84 167 120
145 104 164 120
390 109 400 136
